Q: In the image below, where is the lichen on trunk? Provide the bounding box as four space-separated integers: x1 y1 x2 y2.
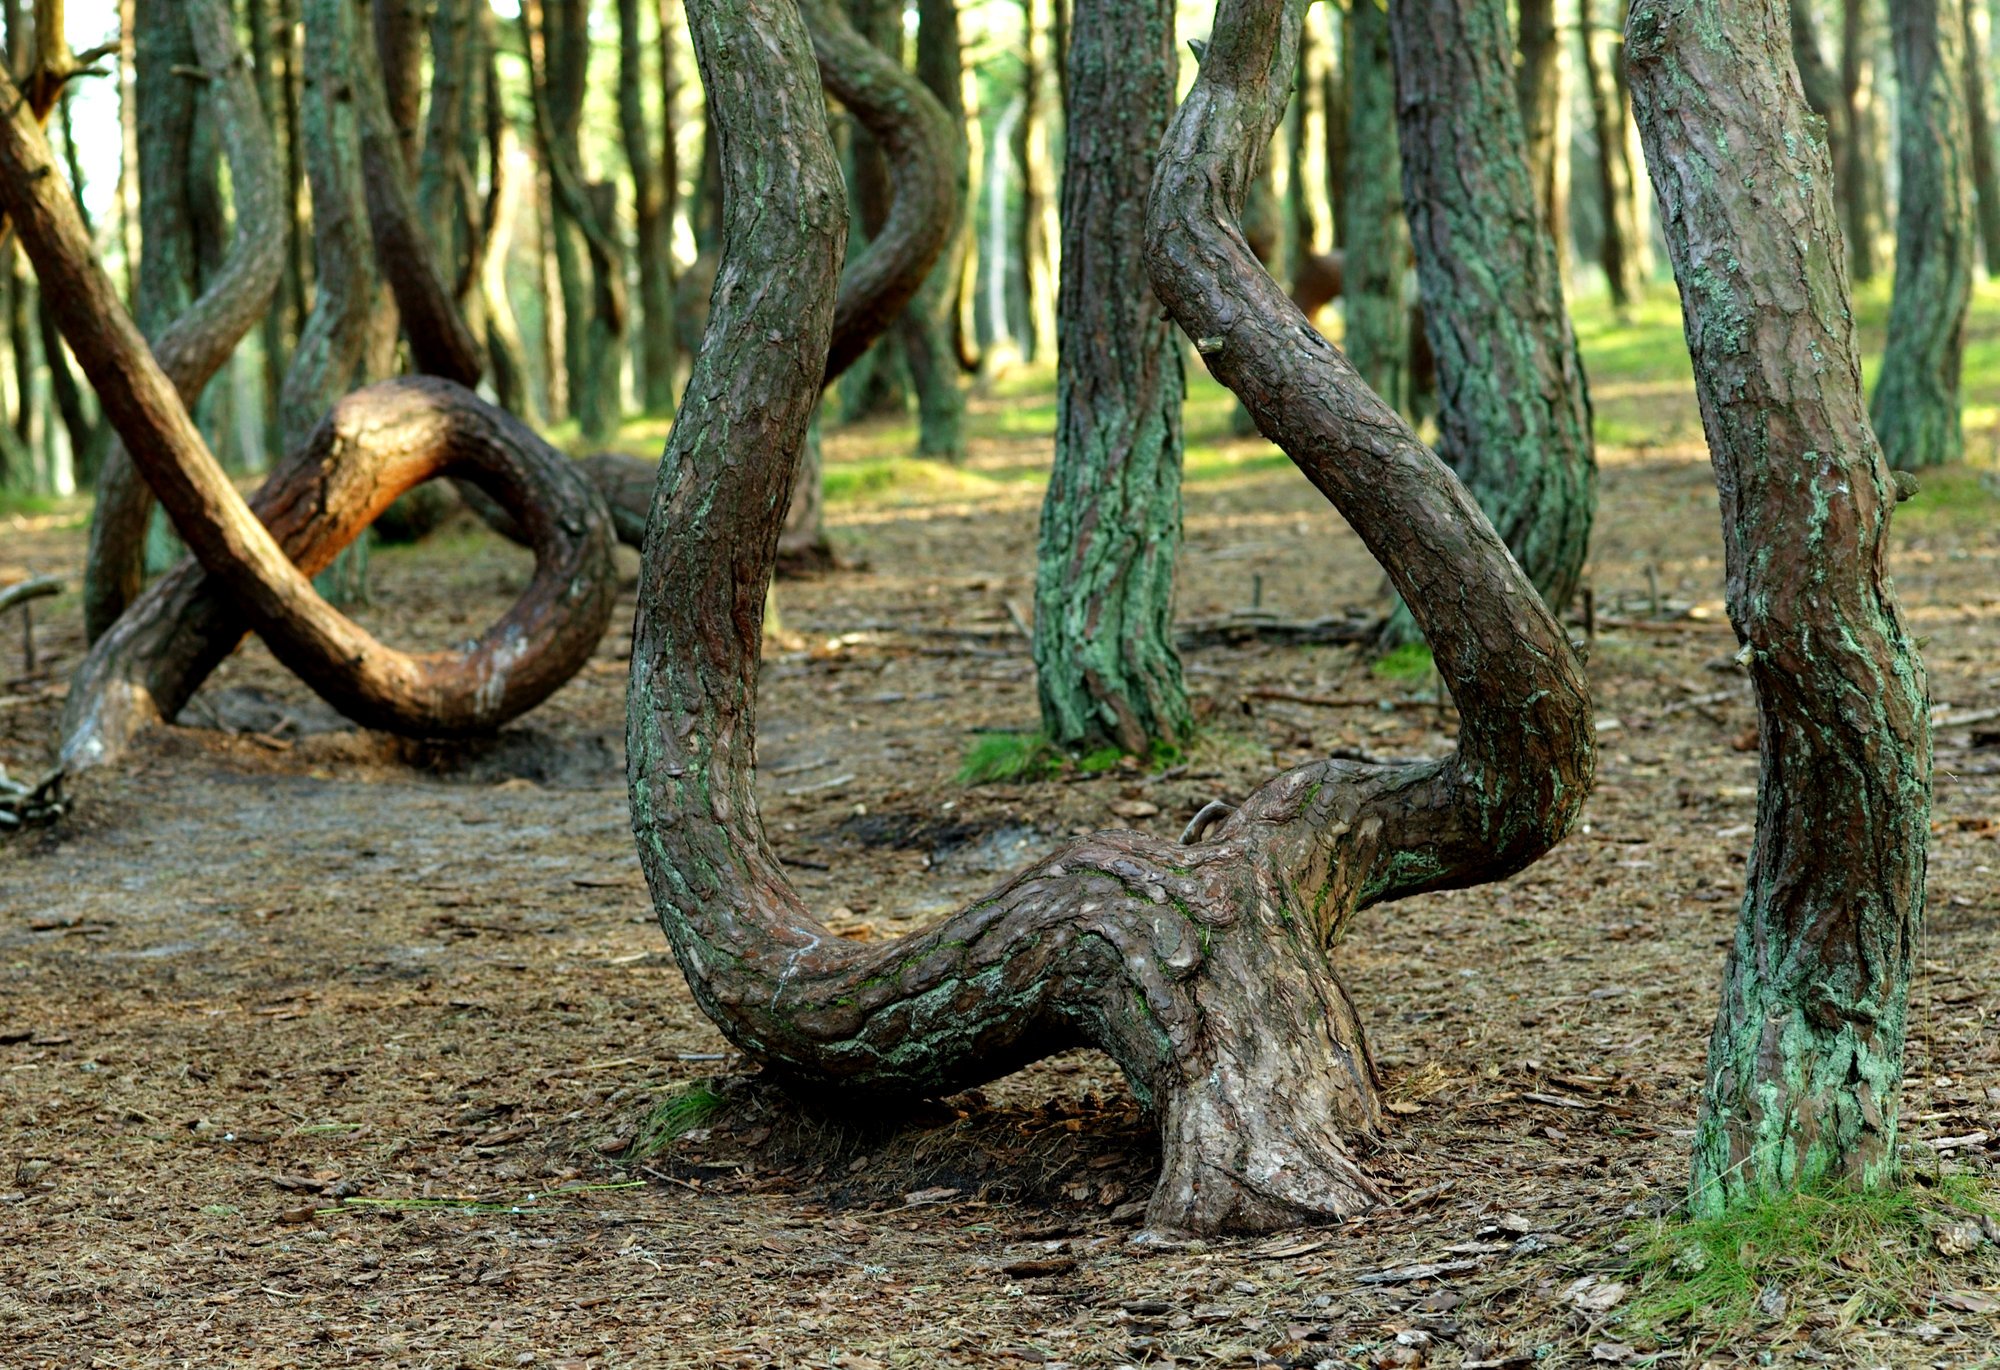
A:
628 0 1593 1236
1625 0 1932 1216
1030 0 1189 758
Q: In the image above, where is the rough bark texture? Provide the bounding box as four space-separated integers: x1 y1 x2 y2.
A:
622 0 679 413
1625 0 1931 1215
1516 0 1569 265
1031 0 1188 757
1389 0 1597 624
83 0 285 642
0 62 617 762
630 0 1592 1237
896 0 970 462
1963 0 2000 274
1871 0 1974 469
1340 0 1407 411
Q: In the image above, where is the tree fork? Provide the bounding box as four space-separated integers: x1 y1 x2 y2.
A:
1625 0 1931 1214
630 0 1593 1236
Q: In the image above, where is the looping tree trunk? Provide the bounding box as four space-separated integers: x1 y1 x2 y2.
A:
0 74 618 766
798 0 958 384
629 0 1593 1237
82 0 285 642
58 379 619 770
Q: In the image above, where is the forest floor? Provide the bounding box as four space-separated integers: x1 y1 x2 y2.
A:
2 285 1999 1368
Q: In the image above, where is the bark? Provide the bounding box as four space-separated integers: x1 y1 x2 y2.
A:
246 0 290 467
805 0 958 384
1389 0 1597 622
1871 0 1974 469
1340 0 1406 411
895 0 969 462
1015 0 1057 360
1840 0 1883 279
415 0 486 299
83 0 285 642
1789 0 1848 185
1032 0 1188 757
835 0 907 422
621 0 679 412
1583 0 1643 308
0 73 618 764
371 0 424 175
1323 4 1346 245
1625 0 1931 1214
1963 0 2000 273
1516 0 1569 261
631 0 1591 1238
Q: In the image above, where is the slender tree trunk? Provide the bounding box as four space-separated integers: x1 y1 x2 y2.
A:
835 0 909 422
632 0 1590 1238
1341 0 1406 411
1841 0 1884 279
1390 0 1597 625
621 0 678 412
1017 0 1057 361
1516 0 1570 265
245 0 291 467
1871 0 1974 469
371 0 423 175
1789 0 1849 190
1032 0 1188 757
656 0 682 334
896 0 969 461
1963 0 2000 273
1583 0 1642 308
1626 0 1931 1215
1324 3 1346 246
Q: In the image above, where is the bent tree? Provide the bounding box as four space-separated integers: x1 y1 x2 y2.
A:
1389 0 1595 627
1031 0 1190 758
1627 0 1931 1213
629 0 1591 1233
1871 0 1974 469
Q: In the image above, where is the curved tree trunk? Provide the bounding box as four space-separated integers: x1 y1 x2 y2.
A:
0 66 618 761
1871 0 1974 469
1340 0 1406 411
896 0 970 463
1389 0 1596 624
83 0 284 642
631 0 1592 1237
1626 0 1931 1215
1031 0 1188 758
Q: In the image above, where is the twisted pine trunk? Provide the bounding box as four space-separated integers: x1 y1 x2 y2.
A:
1030 0 1188 758
1625 0 1931 1215
1389 0 1596 624
631 0 1592 1235
1871 0 1974 469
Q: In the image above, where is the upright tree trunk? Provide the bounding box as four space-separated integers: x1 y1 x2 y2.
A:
1626 0 1931 1216
1341 0 1407 411
246 0 291 467
1962 0 2000 273
1390 0 1597 625
1031 0 1188 757
1871 0 1974 469
1016 0 1058 361
1840 0 1884 279
1583 0 1642 307
896 0 969 462
621 0 678 412
1516 0 1570 267
371 0 424 175
1322 3 1347 244
1789 0 1849 189
835 0 910 422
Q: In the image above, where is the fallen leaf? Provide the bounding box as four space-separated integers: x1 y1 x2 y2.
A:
1109 799 1160 819
1563 1276 1627 1316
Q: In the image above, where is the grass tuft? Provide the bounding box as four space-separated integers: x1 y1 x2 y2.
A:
958 732 1059 785
1371 642 1434 682
1619 1178 1999 1345
630 1085 727 1160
